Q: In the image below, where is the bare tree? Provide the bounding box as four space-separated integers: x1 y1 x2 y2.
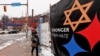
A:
1 15 9 30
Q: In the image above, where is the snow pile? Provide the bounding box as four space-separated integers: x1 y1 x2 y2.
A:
39 46 54 56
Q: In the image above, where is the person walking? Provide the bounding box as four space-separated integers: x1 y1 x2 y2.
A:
31 20 38 56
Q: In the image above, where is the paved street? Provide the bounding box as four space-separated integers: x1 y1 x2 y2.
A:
0 36 36 56
0 31 36 56
0 32 26 44
0 32 26 51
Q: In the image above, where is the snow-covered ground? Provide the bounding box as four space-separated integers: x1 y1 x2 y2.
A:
0 32 27 51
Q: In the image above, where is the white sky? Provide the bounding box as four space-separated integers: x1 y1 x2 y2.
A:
0 0 60 18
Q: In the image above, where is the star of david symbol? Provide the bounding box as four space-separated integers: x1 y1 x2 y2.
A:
63 0 93 31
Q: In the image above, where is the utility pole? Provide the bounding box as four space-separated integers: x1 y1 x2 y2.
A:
32 9 34 18
25 0 29 38
25 0 29 21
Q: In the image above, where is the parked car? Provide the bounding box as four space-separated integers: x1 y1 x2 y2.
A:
8 30 19 34
0 30 9 34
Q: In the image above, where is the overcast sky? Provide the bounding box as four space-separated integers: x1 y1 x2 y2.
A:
0 0 60 18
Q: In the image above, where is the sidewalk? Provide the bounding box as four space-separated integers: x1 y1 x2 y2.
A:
0 37 36 56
